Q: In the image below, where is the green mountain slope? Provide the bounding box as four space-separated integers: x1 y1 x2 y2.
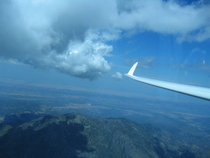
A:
0 113 196 158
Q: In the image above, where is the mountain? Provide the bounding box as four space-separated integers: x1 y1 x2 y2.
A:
0 113 197 158
3 111 46 126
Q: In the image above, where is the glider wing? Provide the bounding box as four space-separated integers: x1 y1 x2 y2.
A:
125 62 210 100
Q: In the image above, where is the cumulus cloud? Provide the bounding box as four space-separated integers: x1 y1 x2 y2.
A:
0 0 209 79
116 0 210 42
112 72 123 80
0 0 116 79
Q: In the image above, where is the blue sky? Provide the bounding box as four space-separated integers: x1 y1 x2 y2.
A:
0 0 210 103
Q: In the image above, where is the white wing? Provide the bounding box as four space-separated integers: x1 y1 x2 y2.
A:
125 62 210 100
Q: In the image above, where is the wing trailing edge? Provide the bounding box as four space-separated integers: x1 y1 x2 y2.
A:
125 62 210 100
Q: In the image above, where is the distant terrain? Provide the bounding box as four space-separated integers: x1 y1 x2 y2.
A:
0 82 209 157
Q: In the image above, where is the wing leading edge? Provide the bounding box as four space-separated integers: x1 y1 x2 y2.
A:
125 62 210 100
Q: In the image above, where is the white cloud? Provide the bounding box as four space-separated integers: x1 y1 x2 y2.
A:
52 32 113 79
116 0 210 41
0 0 116 79
0 0 209 79
112 72 123 80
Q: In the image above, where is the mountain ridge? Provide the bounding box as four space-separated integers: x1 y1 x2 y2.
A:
0 113 198 158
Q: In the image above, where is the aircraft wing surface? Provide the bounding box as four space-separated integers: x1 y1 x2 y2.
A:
125 62 210 100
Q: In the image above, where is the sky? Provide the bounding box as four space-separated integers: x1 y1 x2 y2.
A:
0 0 210 103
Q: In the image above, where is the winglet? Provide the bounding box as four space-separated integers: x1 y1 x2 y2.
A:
127 62 138 76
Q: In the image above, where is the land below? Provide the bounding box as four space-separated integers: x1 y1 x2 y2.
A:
0 82 209 157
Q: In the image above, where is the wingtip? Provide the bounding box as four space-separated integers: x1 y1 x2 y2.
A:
127 62 138 76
